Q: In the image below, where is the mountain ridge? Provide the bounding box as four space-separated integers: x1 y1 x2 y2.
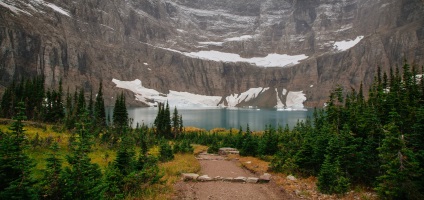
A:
0 0 423 108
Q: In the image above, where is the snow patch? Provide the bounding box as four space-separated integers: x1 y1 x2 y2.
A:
45 2 70 17
224 35 253 42
333 36 364 51
113 79 307 109
185 51 308 68
275 88 285 109
285 91 307 110
223 87 269 107
112 79 222 108
198 41 224 46
310 85 314 88
0 1 31 15
143 63 149 66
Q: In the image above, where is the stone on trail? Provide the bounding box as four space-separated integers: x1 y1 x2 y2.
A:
246 177 259 183
182 173 199 181
287 175 297 181
218 147 239 155
233 176 247 182
223 177 233 182
214 176 223 181
258 173 272 183
198 175 213 181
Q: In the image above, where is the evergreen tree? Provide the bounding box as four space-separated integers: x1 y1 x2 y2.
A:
114 134 135 176
159 140 174 162
0 102 37 199
94 81 106 127
113 92 128 128
317 156 350 195
76 88 86 116
154 102 172 138
376 111 422 199
88 90 94 118
172 106 180 138
39 142 63 199
60 112 104 199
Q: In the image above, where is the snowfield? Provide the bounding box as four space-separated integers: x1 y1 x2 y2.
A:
333 36 364 51
223 87 269 107
0 0 70 17
184 51 308 68
113 79 307 110
112 79 222 108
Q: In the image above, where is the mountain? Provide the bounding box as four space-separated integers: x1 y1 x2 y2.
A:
1 0 423 109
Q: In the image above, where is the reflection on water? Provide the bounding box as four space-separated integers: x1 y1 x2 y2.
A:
110 107 313 131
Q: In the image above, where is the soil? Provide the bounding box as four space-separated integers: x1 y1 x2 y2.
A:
173 153 297 200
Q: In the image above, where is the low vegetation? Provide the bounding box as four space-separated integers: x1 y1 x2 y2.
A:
1 63 423 199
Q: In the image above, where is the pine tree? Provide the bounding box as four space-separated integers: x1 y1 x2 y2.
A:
159 140 174 162
39 142 63 199
60 112 104 199
94 81 106 127
0 102 37 199
154 102 172 138
113 92 128 128
317 156 350 194
376 111 422 199
76 88 86 116
172 106 180 138
88 90 94 118
114 135 135 176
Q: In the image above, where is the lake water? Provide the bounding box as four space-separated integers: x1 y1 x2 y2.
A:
118 107 314 131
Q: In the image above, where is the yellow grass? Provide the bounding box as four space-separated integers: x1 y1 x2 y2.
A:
193 144 208 155
2 121 205 200
138 153 201 199
228 153 377 200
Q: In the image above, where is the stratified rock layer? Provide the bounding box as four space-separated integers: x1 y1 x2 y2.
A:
0 0 423 107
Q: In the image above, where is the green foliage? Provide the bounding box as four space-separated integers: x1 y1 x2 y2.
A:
159 140 174 162
173 140 194 154
317 156 350 195
207 138 220 154
94 81 106 127
60 113 104 200
0 102 37 199
154 102 172 138
114 135 136 176
240 125 258 156
113 92 128 128
38 142 63 199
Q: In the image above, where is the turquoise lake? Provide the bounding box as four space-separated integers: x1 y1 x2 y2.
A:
116 107 314 131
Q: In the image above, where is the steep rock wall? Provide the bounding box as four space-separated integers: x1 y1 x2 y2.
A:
0 0 423 107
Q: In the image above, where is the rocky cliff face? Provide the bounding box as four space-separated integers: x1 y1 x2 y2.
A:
0 0 423 108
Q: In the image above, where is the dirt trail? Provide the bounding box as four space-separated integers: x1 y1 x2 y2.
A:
174 153 296 200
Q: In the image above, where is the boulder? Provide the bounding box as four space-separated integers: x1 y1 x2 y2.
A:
258 173 272 183
182 173 199 181
246 177 259 183
233 176 247 182
198 175 213 181
287 175 297 181
218 148 239 155
223 177 234 182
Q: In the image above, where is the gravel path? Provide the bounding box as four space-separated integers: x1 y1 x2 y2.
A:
173 153 296 200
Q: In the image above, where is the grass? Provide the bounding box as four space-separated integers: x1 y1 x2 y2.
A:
1 121 206 199
228 153 378 200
